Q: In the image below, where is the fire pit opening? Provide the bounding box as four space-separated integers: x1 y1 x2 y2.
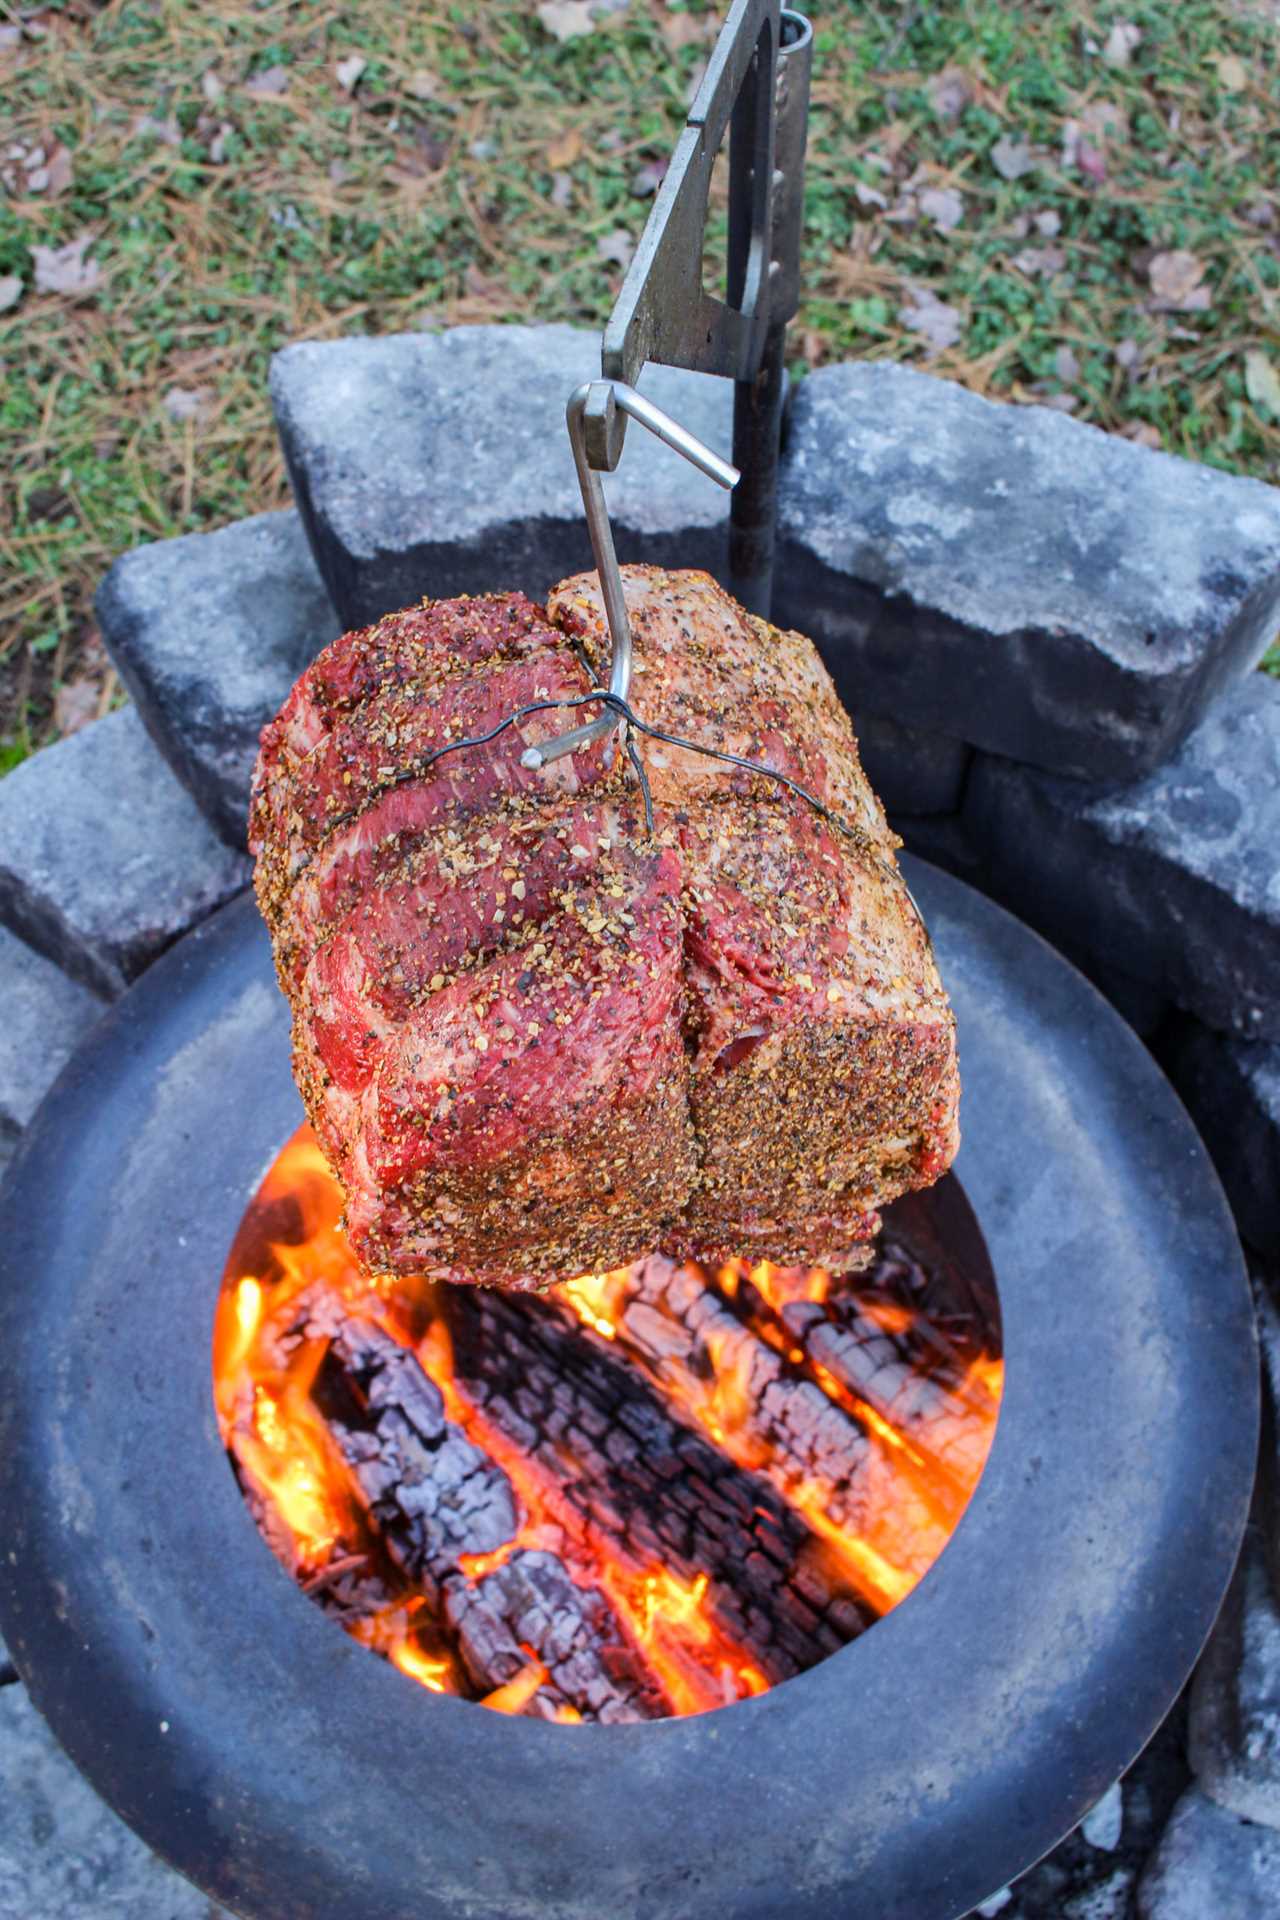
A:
213 1125 1003 1725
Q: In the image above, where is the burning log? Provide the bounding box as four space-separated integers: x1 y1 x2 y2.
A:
214 1124 1003 1723
446 1283 871 1682
314 1315 517 1605
443 1551 665 1723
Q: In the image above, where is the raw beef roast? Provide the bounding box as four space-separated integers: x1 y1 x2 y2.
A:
250 566 959 1288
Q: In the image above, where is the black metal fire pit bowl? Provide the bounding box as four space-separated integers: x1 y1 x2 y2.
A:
0 859 1256 1920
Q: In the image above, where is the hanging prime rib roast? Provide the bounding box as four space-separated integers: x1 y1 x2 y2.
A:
250 565 959 1289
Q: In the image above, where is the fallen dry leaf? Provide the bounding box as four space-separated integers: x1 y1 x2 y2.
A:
853 180 888 211
162 385 212 423
132 113 181 146
1039 393 1079 414
926 66 973 121
0 273 22 312
53 676 101 738
1244 349 1280 421
596 227 635 269
1081 100 1128 142
1103 21 1142 66
334 54 367 93
1148 249 1211 312
1121 422 1162 450
629 158 667 197
1012 246 1066 277
406 69 442 100
245 64 289 96
898 283 963 355
546 126 582 168
32 232 101 297
537 0 597 41
1077 139 1106 183
44 141 72 195
661 7 716 52
1054 344 1080 383
919 186 964 231
1114 338 1143 374
991 134 1032 181
1217 53 1248 91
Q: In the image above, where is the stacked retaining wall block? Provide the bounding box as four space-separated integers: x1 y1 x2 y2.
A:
3 326 1280 1915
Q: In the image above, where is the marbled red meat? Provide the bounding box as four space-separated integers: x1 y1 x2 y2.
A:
250 567 959 1288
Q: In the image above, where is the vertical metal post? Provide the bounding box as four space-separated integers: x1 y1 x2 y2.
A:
728 9 813 618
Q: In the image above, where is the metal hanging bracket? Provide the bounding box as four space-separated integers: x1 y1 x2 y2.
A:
600 0 811 401
594 0 813 614
520 381 738 772
522 0 812 778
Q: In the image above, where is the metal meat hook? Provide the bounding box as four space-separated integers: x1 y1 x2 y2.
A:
519 380 738 772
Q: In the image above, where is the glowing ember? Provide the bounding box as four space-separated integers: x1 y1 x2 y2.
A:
214 1124 1003 1722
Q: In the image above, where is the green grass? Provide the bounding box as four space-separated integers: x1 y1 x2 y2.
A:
2 0 1278 760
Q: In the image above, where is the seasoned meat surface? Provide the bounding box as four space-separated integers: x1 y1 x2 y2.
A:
250 567 959 1287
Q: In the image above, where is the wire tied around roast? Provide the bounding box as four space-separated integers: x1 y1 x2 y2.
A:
326 688 872 848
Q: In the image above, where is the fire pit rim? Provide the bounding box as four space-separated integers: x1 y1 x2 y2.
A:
0 863 1257 1920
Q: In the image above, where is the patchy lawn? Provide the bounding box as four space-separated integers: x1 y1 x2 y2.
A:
1 0 1278 761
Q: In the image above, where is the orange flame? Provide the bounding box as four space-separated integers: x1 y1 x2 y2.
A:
482 1656 550 1715
214 1123 1004 1722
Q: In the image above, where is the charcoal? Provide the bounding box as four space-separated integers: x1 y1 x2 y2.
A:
776 360 1280 782
318 1317 516 1590
447 1283 875 1671
444 1549 662 1722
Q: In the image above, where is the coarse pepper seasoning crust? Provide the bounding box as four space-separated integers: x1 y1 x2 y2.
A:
249 566 959 1289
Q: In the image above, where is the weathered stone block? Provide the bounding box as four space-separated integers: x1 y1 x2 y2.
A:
890 813 988 889
853 707 971 816
776 362 1280 782
270 324 735 628
0 707 250 998
0 1682 235 1918
964 675 1280 1040
96 509 341 848
1166 1021 1280 1256
1190 1525 1280 1830
0 927 101 1149
1254 1284 1280 1612
1138 1786 1280 1919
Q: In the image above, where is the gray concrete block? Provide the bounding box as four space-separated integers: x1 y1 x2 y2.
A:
1191 1525 1280 1830
1253 1283 1280 1616
853 707 971 816
270 324 735 628
777 362 1280 782
0 1682 233 1917
1166 1022 1280 1256
964 675 1280 1040
1138 1787 1280 1919
96 511 341 848
891 812 988 888
0 925 102 1145
0 708 250 998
